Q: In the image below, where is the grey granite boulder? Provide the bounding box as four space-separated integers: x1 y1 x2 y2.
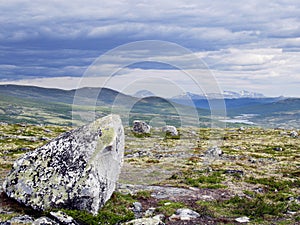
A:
3 114 124 215
123 218 165 225
290 130 298 138
169 208 200 221
132 120 151 134
7 215 34 224
205 146 223 158
162 126 178 136
33 217 58 225
50 211 78 225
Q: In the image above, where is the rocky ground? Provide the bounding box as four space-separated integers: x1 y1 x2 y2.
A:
0 123 299 224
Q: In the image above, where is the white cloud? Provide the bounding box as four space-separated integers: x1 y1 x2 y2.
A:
1 0 300 97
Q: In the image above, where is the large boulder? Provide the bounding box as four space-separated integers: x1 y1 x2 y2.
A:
162 125 178 136
132 120 151 134
3 115 124 215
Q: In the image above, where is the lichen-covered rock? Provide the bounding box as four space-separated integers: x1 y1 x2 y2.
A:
162 126 178 136
33 217 58 225
169 208 200 221
132 120 151 134
8 215 34 224
3 114 124 215
123 218 165 225
204 146 223 158
290 130 298 138
50 211 78 225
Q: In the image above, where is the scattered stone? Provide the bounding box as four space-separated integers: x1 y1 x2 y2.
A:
287 211 297 215
123 218 165 225
153 214 165 221
145 207 156 217
33 217 58 225
162 126 178 136
50 211 78 224
8 215 34 224
248 158 256 163
290 131 298 138
43 129 52 133
133 120 151 134
132 201 143 218
40 137 51 141
169 208 200 221
3 115 124 215
204 146 223 158
235 216 250 223
19 147 31 151
225 170 244 176
133 202 143 212
238 127 245 131
200 195 214 201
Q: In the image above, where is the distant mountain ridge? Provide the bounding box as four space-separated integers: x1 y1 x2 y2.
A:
0 85 299 128
173 90 266 99
133 90 155 98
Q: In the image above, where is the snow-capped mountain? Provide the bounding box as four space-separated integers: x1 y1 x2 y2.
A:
134 90 155 98
173 90 265 99
223 90 265 98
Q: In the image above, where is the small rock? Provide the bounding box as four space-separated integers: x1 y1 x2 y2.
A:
153 214 165 221
123 218 164 225
133 120 151 134
40 137 51 141
33 217 59 225
0 222 11 225
50 211 78 224
9 215 34 224
235 216 250 223
248 158 256 163
225 170 244 176
133 202 143 212
205 146 223 158
145 207 156 217
287 211 297 215
162 126 178 136
132 201 143 218
19 147 31 151
200 195 214 200
290 131 298 138
273 147 283 151
238 127 245 131
169 208 200 221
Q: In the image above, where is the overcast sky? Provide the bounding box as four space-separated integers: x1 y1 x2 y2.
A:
0 0 300 97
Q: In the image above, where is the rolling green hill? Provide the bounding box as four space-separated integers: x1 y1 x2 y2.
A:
0 85 299 128
0 85 210 127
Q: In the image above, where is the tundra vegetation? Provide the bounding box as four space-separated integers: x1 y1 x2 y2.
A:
0 123 299 224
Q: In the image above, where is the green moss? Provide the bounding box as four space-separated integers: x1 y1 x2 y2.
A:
145 159 160 164
0 213 20 222
62 192 135 225
134 190 152 200
223 195 286 219
0 163 12 169
169 169 225 188
245 176 300 191
156 200 186 217
132 132 151 138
